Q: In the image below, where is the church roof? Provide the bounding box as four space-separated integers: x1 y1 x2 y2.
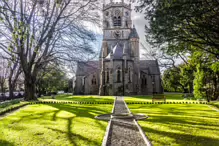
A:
76 61 99 76
105 43 124 59
140 60 160 75
129 27 139 39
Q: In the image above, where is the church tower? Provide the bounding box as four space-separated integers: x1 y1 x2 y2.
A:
99 0 140 96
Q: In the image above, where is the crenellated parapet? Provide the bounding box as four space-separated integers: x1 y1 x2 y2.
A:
103 1 131 10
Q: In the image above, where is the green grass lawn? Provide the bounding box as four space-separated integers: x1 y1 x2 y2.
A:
125 93 201 102
128 104 219 146
40 95 114 102
0 104 112 146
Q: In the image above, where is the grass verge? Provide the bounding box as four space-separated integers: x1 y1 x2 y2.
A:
0 104 112 146
0 99 21 109
128 104 219 146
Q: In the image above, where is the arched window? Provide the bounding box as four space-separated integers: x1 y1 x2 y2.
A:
142 75 147 87
125 21 128 27
117 67 121 82
92 75 96 85
128 67 131 83
144 78 147 85
94 78 96 85
113 16 117 26
106 69 109 83
113 16 121 26
118 16 121 26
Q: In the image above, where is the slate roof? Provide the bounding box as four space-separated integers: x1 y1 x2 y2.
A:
76 61 99 76
140 60 160 75
106 43 124 59
129 27 139 39
76 60 160 77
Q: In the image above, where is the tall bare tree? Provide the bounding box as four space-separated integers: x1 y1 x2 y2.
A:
0 0 100 100
0 57 9 93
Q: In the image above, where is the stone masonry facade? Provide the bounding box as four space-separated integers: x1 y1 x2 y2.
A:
74 0 163 96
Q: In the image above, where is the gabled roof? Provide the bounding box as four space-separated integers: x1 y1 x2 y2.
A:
76 61 99 76
140 60 160 75
106 43 124 59
129 27 139 39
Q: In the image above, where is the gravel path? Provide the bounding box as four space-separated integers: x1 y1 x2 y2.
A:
106 97 147 146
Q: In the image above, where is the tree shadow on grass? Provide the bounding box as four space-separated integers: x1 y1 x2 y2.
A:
3 104 110 145
46 116 99 146
41 95 114 102
146 114 219 131
48 104 109 132
0 103 113 146
13 104 109 123
130 104 219 145
46 104 109 145
0 140 14 146
131 104 218 117
141 125 219 146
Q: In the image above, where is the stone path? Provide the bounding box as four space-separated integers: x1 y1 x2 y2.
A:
104 97 151 146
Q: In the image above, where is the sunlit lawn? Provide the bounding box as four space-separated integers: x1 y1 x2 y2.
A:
128 104 219 146
125 93 201 102
0 104 112 146
40 95 114 102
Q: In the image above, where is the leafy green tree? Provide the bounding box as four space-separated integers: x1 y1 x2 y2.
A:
162 67 183 92
36 65 69 96
189 51 219 101
137 0 219 101
179 64 194 93
136 0 219 58
193 64 205 99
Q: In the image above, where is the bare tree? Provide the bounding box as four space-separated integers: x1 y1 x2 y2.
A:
0 0 101 100
0 57 9 93
141 42 189 71
0 52 22 98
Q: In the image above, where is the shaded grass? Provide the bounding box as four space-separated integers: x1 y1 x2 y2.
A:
125 94 200 102
40 95 114 103
0 100 21 109
0 104 112 146
0 102 28 114
211 101 219 109
128 104 219 146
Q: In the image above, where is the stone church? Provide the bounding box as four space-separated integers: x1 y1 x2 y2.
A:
74 0 163 96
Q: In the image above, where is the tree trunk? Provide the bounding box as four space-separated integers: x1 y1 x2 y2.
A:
24 77 37 101
9 83 15 99
0 82 4 93
8 79 14 99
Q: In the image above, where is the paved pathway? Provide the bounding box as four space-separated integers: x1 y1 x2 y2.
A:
105 97 149 146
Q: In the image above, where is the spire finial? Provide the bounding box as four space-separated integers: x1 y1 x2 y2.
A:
110 45 113 54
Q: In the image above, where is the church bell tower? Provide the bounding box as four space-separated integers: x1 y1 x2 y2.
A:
99 0 140 96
